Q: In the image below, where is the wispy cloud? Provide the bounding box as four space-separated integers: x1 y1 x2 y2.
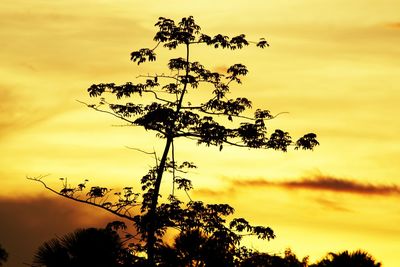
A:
279 176 400 195
0 84 68 139
213 65 228 73
313 196 352 212
195 175 400 197
234 175 400 196
385 22 400 29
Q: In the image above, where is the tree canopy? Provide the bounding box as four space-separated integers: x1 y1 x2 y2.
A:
32 227 382 267
310 250 382 267
0 244 8 267
82 16 318 263
30 16 319 266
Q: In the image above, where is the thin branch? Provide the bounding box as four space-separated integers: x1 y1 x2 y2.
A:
171 139 176 196
270 111 290 119
111 124 137 127
181 105 289 121
153 148 159 169
125 146 157 156
76 100 136 124
137 74 180 82
175 132 249 148
220 140 248 148
27 176 136 222
197 109 255 121
142 89 177 104
184 190 192 202
77 99 169 137
151 41 162 51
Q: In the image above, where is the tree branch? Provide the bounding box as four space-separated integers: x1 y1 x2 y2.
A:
76 100 136 124
142 89 177 104
27 176 136 222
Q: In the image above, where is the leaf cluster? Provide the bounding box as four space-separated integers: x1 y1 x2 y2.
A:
129 16 268 64
85 16 318 153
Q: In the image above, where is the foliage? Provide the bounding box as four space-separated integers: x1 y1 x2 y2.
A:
240 249 306 267
84 16 318 264
85 16 318 152
0 244 8 267
156 234 306 267
30 16 319 265
310 250 381 267
32 227 133 267
33 229 383 267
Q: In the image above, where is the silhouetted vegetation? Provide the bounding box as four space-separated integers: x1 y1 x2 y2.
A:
28 16 321 266
32 226 382 267
240 249 307 267
0 244 8 266
32 226 132 267
310 250 381 267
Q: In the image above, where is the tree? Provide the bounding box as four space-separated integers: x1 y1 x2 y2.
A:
32 227 384 267
310 250 381 267
29 16 319 265
240 248 306 267
150 201 276 266
0 244 8 267
32 225 134 267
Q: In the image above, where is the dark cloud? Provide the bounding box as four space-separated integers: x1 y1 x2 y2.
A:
195 175 400 197
386 22 400 29
281 176 400 195
193 176 400 214
234 175 400 195
0 195 129 267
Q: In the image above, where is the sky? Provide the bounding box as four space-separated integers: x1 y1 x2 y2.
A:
0 0 400 266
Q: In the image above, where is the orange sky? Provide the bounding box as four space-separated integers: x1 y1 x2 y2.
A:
1 0 400 266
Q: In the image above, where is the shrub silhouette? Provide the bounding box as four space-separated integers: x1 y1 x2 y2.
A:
0 244 8 266
32 228 128 267
310 250 381 267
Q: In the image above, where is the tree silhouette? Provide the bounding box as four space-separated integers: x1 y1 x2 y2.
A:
310 250 381 267
32 226 133 267
0 244 8 267
240 248 306 267
29 16 319 265
151 201 277 267
156 229 233 266
32 225 383 267
155 233 309 267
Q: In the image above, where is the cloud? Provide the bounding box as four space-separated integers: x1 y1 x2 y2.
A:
385 22 400 29
0 84 68 139
194 188 231 197
213 65 228 73
280 176 400 195
313 197 352 212
0 195 131 267
195 175 400 197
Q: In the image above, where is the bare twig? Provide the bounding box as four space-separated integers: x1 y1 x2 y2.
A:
27 176 137 222
76 100 136 125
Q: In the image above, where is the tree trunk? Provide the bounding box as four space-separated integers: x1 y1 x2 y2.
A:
146 43 190 266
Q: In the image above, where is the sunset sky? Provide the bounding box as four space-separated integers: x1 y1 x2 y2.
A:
1 0 400 266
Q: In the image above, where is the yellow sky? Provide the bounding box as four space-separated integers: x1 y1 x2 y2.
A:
1 0 400 266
